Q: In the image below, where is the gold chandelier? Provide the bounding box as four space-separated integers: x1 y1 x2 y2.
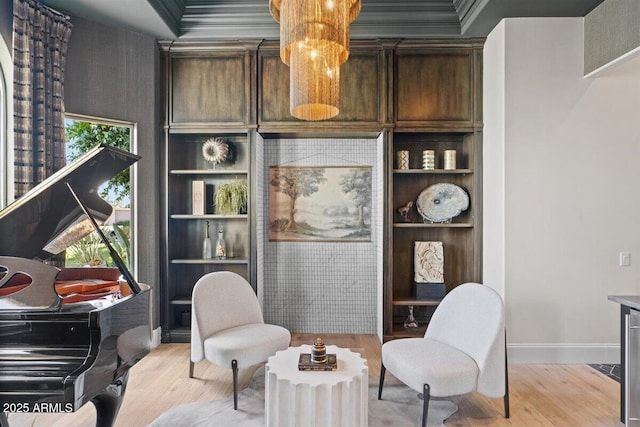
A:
269 0 361 121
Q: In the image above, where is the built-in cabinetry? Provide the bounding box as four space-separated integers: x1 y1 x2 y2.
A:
383 41 483 341
160 42 257 342
160 39 483 343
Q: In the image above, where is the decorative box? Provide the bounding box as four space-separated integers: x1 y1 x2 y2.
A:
414 282 446 300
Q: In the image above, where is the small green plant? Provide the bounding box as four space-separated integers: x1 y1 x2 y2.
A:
66 232 106 266
215 178 248 214
65 223 131 268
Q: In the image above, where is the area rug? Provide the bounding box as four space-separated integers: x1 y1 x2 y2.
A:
149 369 457 427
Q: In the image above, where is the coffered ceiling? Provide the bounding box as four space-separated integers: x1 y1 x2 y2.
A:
40 0 605 40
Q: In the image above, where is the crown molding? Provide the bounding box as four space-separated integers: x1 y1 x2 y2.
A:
147 0 186 38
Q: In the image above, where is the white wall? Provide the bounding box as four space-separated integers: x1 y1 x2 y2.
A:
484 17 640 363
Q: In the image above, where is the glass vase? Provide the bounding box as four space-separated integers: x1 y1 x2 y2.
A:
202 221 212 259
216 229 226 260
403 305 418 329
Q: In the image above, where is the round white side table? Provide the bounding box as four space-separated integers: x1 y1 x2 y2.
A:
265 344 368 427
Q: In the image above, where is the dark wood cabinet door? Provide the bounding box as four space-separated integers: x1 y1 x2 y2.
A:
171 54 246 125
259 50 382 127
395 51 473 126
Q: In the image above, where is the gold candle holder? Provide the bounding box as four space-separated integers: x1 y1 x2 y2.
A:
422 150 435 170
397 150 410 169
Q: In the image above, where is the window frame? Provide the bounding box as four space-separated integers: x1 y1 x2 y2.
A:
64 113 139 276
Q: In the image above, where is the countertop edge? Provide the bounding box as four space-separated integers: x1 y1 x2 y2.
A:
608 295 640 311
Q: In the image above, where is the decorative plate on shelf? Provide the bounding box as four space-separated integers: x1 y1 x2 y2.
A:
416 183 469 223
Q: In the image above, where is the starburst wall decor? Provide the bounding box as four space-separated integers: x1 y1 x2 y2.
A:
202 137 229 168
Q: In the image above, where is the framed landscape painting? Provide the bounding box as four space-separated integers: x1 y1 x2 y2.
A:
268 166 372 242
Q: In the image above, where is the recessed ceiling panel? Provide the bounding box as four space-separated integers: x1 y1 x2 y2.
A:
40 0 606 40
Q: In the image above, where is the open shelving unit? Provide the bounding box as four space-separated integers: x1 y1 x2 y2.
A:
384 131 482 341
162 130 254 342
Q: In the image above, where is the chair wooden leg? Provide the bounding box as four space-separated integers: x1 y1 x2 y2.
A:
504 329 510 418
378 363 386 400
231 359 238 410
422 384 430 427
189 361 194 378
504 341 510 418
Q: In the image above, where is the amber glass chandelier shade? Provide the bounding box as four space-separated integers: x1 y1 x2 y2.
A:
269 0 361 121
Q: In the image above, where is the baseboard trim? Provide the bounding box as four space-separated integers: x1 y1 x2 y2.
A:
151 327 162 348
508 343 620 364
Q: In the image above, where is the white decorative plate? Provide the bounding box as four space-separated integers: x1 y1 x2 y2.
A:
416 183 469 223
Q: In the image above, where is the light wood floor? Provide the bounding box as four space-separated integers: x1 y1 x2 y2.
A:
7 333 621 426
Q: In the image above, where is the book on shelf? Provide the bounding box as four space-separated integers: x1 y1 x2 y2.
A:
192 180 205 215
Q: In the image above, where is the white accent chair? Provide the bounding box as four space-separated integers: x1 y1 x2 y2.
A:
190 271 291 410
378 282 509 427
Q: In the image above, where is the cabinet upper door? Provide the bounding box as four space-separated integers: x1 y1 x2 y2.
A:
170 53 248 125
395 50 475 128
259 48 383 128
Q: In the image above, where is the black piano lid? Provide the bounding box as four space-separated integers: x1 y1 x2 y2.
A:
0 143 140 260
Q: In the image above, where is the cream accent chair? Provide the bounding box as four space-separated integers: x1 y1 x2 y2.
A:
190 271 291 410
378 282 509 427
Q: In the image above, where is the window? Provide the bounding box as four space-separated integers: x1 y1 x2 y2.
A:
63 115 136 272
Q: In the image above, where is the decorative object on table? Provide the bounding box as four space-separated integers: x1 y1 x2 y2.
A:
202 221 212 259
422 150 435 170
215 229 226 260
214 178 248 214
269 166 372 242
192 180 206 215
311 337 327 363
416 183 469 223
414 241 444 283
403 305 418 328
397 150 410 169
443 149 456 170
397 200 413 222
202 137 229 169
298 338 338 371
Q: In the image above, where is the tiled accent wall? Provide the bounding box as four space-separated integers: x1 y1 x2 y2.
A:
257 138 381 333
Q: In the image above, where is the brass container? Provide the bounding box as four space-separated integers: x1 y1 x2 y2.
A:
311 337 327 364
397 150 410 170
444 150 456 170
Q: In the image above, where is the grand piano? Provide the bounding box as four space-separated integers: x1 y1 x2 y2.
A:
0 144 151 427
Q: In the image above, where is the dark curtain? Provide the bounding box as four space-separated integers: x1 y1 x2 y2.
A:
13 0 72 198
